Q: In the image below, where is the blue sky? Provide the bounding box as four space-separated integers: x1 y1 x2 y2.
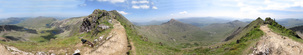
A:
0 0 303 22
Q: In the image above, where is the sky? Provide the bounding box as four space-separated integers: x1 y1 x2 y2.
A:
0 0 303 22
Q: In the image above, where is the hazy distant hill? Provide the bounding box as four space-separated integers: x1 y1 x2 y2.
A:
183 18 265 55
224 18 264 41
132 17 233 27
17 17 57 29
202 20 248 41
136 18 246 48
177 17 232 27
0 9 122 53
0 17 28 25
137 19 212 48
276 18 303 28
133 20 166 26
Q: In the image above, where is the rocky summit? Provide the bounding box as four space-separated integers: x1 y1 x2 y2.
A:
80 9 112 33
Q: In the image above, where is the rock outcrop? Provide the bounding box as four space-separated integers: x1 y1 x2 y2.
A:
80 9 112 33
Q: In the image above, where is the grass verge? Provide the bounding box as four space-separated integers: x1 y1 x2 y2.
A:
184 25 264 55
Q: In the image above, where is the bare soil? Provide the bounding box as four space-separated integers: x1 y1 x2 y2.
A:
83 19 129 55
0 44 12 55
251 25 303 55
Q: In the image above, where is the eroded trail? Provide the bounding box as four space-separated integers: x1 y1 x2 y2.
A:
0 44 12 55
252 25 303 55
84 19 129 55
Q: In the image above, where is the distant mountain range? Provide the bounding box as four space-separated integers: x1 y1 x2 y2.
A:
133 18 303 29
136 18 248 48
136 19 207 48
276 18 303 28
132 17 233 27
0 17 28 25
1 9 303 55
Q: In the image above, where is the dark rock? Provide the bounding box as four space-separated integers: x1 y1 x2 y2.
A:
159 42 163 46
79 9 112 33
236 39 240 43
73 53 80 55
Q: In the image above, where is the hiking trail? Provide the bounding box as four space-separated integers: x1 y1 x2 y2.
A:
83 19 129 55
251 25 303 55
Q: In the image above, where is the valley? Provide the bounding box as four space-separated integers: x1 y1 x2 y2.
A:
1 0 303 55
0 9 303 55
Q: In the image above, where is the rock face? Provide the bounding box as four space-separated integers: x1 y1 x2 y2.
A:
0 25 37 34
80 9 112 33
289 26 303 39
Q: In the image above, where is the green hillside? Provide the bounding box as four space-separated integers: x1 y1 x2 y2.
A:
0 9 114 54
266 17 303 42
3 8 302 55
113 11 182 55
202 20 248 42
0 17 27 25
136 19 215 48
182 18 264 55
17 17 57 29
290 26 303 39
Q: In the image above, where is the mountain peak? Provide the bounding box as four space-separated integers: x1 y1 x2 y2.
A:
161 18 198 28
170 18 176 21
232 20 240 22
167 18 179 23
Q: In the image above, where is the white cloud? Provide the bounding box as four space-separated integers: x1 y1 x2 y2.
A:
79 4 87 7
130 0 155 9
179 11 188 14
96 0 125 3
234 0 303 11
132 5 150 9
210 0 303 18
131 0 149 4
152 6 158 9
117 11 128 15
140 5 150 9
132 5 140 9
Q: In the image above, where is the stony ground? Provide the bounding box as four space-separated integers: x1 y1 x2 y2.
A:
0 44 12 55
251 25 303 55
83 19 129 55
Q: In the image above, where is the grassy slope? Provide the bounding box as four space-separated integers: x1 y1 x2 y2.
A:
183 18 264 55
0 9 114 54
137 20 248 49
0 28 112 52
201 20 248 42
112 10 181 55
137 20 213 48
114 9 262 54
17 17 56 29
266 17 303 43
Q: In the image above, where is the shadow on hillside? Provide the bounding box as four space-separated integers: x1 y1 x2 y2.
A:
41 28 64 41
4 36 27 41
4 36 20 41
41 34 56 42
0 25 37 34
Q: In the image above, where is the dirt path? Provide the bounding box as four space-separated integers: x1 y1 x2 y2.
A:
129 41 136 55
0 44 12 55
251 25 303 55
83 19 129 55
